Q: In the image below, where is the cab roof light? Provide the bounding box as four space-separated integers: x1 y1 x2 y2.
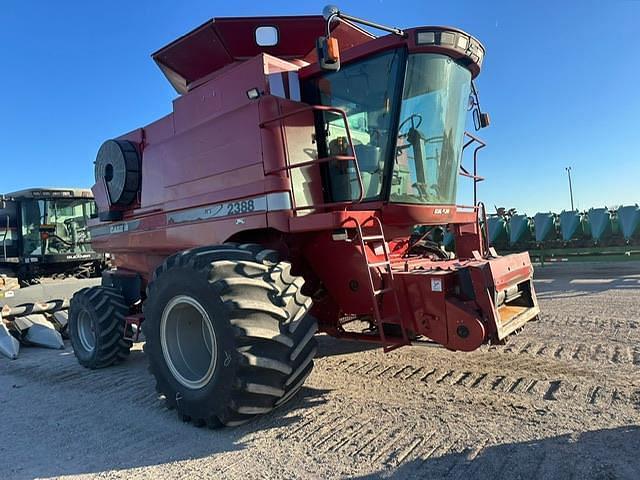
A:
457 35 469 50
415 29 485 67
440 32 455 45
416 31 435 44
246 88 261 100
30 190 74 198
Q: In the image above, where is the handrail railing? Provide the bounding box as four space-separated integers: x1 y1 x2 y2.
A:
265 154 354 175
461 131 487 205
477 201 490 256
260 104 364 213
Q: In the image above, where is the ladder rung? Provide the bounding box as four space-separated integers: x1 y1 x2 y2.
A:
374 287 394 295
368 260 390 268
361 235 385 241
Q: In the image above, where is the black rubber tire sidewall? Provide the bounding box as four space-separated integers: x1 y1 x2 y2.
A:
144 266 238 420
69 293 101 366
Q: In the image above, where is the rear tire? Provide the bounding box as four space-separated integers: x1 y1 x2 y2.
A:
143 244 317 427
69 286 133 369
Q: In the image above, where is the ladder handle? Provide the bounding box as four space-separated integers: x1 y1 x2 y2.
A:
361 234 385 241
374 287 394 295
368 261 391 269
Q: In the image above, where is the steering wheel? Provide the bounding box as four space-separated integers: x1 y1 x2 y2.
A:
397 113 423 139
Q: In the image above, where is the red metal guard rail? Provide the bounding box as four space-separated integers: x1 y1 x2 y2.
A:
260 104 364 213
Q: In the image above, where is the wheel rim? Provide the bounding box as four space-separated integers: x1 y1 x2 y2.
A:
77 310 96 352
160 295 218 390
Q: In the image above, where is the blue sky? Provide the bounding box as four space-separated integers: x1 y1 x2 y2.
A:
1 0 638 214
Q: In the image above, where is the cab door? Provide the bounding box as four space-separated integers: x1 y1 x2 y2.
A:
0 198 19 260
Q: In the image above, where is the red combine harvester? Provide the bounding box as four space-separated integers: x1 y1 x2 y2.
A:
69 6 540 427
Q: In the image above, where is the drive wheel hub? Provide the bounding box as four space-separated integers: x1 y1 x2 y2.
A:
160 295 218 390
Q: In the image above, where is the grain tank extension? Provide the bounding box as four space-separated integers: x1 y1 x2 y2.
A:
69 6 540 427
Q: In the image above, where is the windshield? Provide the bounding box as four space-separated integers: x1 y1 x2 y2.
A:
304 49 403 202
391 54 471 205
20 198 96 256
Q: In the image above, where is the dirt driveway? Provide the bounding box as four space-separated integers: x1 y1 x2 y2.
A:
1 262 639 479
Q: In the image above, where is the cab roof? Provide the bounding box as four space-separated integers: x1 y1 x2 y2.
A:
4 187 94 199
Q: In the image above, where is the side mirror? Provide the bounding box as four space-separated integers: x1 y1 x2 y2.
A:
316 36 340 71
479 112 491 128
473 109 491 130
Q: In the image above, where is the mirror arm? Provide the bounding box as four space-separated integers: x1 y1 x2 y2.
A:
323 5 406 37
318 5 405 71
325 12 339 37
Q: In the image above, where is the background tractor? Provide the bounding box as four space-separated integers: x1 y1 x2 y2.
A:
0 187 105 359
0 187 106 287
69 6 540 427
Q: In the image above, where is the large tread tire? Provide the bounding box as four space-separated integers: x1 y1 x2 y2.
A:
69 286 133 369
143 243 317 427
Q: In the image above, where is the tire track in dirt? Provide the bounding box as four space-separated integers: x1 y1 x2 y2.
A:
498 339 640 366
3 349 159 409
534 313 640 335
275 402 460 471
399 424 498 480
320 358 633 409
275 405 469 476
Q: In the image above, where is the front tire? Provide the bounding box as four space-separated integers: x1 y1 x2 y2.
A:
144 244 317 427
69 286 133 369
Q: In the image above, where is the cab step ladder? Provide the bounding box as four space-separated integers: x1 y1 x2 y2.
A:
347 216 409 352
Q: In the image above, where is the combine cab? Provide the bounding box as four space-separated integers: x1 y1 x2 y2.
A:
69 6 540 427
0 188 106 286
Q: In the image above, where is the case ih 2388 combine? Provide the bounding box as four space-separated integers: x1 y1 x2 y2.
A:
69 6 540 427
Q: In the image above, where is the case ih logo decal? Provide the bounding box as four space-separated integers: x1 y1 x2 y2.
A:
90 220 140 238
433 208 451 215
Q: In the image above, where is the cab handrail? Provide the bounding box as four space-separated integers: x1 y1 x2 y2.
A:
260 104 365 213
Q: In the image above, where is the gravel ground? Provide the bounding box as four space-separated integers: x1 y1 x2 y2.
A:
1 261 639 479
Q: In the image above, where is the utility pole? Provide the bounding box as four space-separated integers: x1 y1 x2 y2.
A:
565 166 574 211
